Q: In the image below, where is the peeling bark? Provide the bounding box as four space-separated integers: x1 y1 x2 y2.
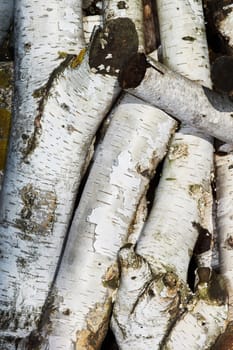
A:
0 1 124 347
111 1 227 349
207 0 233 54
111 244 187 350
33 94 176 349
136 129 214 282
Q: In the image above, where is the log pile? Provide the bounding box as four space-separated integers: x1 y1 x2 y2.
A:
0 0 233 349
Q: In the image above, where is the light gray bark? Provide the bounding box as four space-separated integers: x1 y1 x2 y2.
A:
127 56 233 144
0 1 122 348
35 95 176 350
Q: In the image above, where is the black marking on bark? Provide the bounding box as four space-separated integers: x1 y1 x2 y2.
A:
22 54 75 161
89 18 139 76
118 53 147 88
192 222 212 254
182 36 196 41
129 278 154 315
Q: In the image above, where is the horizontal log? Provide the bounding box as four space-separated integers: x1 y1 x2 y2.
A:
120 54 233 144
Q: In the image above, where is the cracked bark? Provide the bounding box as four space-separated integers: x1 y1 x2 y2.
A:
122 56 233 144
111 1 227 349
0 1 125 347
33 94 176 349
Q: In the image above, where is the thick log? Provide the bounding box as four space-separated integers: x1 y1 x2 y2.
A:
122 55 233 145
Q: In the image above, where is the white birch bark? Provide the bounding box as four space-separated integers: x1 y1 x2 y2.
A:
111 244 187 350
125 57 233 144
210 0 233 328
156 0 215 285
103 0 145 52
0 1 124 347
136 129 214 281
112 129 219 349
0 0 14 47
163 299 227 350
23 1 157 349
156 0 211 87
112 1 227 348
216 148 233 320
34 95 176 349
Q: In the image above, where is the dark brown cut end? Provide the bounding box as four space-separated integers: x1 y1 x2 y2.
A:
118 52 147 88
211 56 233 93
211 322 233 350
89 18 139 76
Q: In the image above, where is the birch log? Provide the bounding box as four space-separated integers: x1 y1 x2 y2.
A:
112 1 227 348
33 95 176 350
154 1 227 347
0 0 14 47
15 1 163 348
136 128 214 281
112 128 220 349
121 56 233 144
156 0 211 86
205 1 233 347
216 146 233 319
0 1 128 347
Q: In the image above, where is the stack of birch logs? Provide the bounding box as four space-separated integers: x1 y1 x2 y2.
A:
0 0 233 349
